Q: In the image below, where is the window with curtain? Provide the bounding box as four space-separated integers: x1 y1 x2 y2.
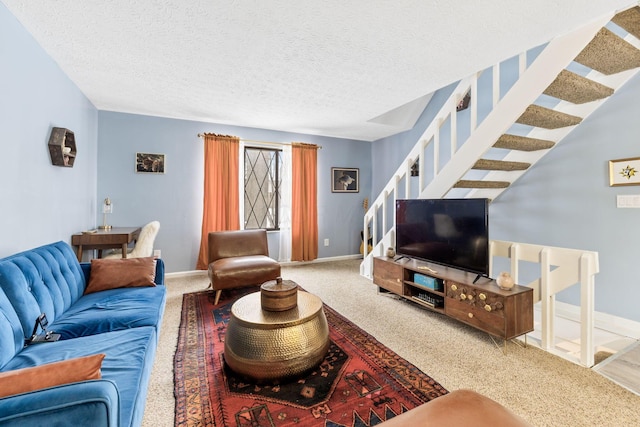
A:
244 147 281 230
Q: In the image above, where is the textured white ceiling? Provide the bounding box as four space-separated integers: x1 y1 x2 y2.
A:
1 1 634 141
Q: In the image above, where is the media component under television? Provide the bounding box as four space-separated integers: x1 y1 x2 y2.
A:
395 198 489 277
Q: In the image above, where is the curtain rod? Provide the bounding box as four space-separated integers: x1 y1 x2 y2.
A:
197 134 322 149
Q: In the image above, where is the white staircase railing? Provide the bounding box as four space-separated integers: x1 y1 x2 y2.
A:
358 9 631 368
490 240 599 367
360 13 612 279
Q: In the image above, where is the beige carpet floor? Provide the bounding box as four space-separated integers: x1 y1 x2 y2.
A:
143 260 640 427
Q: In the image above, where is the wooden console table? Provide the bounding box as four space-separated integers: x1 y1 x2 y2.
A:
373 256 533 341
71 227 141 262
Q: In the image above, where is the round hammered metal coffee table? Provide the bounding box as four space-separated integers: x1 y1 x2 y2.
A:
224 289 330 381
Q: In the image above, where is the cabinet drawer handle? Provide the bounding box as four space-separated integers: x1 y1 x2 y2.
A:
460 293 467 300
451 284 458 291
479 293 486 300
484 304 492 312
468 313 474 318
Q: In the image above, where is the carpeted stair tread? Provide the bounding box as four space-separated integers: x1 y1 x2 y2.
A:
473 159 530 171
493 134 555 152
454 180 510 189
575 27 640 75
544 70 613 104
517 104 582 129
611 6 640 40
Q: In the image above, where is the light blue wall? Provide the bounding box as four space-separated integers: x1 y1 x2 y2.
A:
0 4 98 258
97 112 371 272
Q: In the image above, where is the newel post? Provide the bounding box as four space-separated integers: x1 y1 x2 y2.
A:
540 247 554 352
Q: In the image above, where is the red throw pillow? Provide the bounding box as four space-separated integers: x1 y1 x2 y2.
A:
0 353 105 398
85 257 156 295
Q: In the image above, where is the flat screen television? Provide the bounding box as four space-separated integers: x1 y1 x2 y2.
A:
395 198 489 278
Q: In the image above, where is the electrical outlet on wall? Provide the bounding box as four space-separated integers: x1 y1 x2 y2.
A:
617 194 640 208
153 249 161 258
324 239 329 247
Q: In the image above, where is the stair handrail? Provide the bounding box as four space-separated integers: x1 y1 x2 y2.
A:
361 52 525 274
361 7 629 369
361 12 612 278
361 74 479 259
361 45 536 267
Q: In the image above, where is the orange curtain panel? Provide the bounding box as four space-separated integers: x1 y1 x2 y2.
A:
291 143 319 261
196 134 240 270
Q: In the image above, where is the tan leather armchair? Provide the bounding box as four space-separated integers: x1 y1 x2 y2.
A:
207 229 281 305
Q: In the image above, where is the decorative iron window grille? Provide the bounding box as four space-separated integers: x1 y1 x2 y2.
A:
244 147 281 230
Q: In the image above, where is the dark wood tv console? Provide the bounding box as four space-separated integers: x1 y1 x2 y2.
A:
373 256 533 341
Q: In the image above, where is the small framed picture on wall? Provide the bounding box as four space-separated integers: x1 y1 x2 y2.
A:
609 157 640 186
331 168 359 193
136 152 165 174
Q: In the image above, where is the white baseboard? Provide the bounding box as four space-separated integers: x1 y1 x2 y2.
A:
165 270 207 279
166 254 363 279
279 254 362 266
540 301 640 340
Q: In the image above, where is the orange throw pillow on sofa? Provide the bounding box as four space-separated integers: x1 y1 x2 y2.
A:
0 353 105 398
85 257 156 295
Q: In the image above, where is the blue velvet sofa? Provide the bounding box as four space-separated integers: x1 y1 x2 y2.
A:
0 241 166 427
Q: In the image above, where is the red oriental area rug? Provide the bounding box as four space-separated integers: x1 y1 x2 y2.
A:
174 288 447 427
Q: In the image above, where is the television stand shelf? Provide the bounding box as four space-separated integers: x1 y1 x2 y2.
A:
373 256 533 341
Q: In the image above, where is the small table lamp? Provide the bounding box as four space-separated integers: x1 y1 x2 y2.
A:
99 197 113 230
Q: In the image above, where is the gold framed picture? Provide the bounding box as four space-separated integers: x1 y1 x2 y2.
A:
609 157 640 186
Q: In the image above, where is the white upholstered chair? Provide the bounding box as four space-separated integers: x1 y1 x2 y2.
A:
103 221 160 259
